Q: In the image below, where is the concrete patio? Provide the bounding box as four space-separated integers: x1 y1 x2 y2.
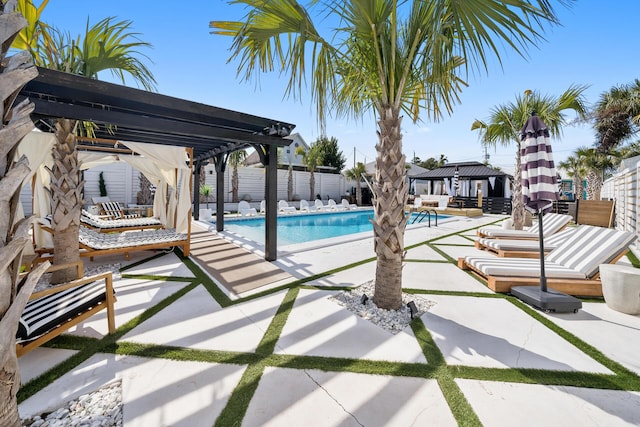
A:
18 214 640 426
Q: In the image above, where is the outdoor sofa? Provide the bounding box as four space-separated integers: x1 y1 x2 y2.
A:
459 225 636 297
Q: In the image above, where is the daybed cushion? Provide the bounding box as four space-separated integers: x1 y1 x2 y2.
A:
464 257 588 279
79 226 186 250
476 227 575 252
81 210 161 229
17 279 108 343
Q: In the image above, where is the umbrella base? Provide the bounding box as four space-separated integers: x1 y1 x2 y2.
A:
511 286 582 313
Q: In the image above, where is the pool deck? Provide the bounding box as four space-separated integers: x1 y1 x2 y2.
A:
18 213 640 426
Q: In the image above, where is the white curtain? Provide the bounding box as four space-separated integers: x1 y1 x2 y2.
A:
120 141 191 233
444 178 452 196
15 132 56 249
505 177 512 199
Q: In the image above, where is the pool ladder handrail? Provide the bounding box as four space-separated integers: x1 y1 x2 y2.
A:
410 209 438 227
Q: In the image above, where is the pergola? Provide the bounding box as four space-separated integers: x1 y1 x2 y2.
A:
18 67 295 261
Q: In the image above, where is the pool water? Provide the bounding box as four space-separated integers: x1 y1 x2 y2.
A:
216 210 449 246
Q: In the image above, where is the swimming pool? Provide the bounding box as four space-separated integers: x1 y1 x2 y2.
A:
214 210 450 246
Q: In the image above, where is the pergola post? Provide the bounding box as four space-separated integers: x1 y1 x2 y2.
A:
193 160 202 220
264 145 278 261
213 154 228 232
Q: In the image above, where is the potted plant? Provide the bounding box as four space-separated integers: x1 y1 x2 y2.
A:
199 184 213 220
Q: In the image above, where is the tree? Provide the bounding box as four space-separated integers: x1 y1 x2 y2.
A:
296 143 322 199
419 154 448 170
212 0 571 310
558 154 585 201
471 86 588 229
1 2 51 424
576 147 616 201
345 162 367 206
228 149 247 202
315 136 346 172
594 79 640 153
16 0 156 283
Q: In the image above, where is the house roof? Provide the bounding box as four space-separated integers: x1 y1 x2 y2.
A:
364 161 429 177
18 67 295 163
412 161 511 180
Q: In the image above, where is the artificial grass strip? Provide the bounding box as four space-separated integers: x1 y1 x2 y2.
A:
255 287 299 355
626 250 640 268
178 254 233 307
119 250 174 271
449 366 640 391
114 341 261 366
266 354 439 379
214 363 266 427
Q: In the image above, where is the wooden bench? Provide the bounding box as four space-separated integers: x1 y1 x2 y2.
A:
16 261 116 357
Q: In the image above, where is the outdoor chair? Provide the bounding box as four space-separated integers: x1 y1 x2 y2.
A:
278 200 297 214
341 199 358 210
314 199 330 211
16 261 116 357
474 226 577 258
476 213 573 239
238 201 258 217
300 199 317 213
458 225 636 297
327 199 346 211
81 209 162 232
260 200 266 214
38 224 190 260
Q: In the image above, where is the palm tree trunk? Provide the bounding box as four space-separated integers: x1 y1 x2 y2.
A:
310 170 315 200
49 119 83 284
512 145 525 230
232 166 239 202
287 165 293 201
586 171 600 200
355 181 362 206
0 5 47 424
372 108 407 310
572 175 583 200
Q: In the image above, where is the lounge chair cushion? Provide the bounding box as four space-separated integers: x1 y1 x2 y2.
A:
463 256 588 279
17 279 108 343
546 225 637 277
79 226 186 250
476 227 575 252
478 213 572 238
81 210 162 229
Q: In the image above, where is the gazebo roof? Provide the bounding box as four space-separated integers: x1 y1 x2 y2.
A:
18 67 295 163
412 161 511 180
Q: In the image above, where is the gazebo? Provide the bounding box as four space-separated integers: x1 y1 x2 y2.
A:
410 161 512 199
19 67 295 260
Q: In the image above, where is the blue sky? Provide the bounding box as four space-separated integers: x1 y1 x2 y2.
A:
40 0 639 174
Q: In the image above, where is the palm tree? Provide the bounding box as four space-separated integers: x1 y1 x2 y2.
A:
345 162 367 206
558 154 585 201
211 0 571 310
576 147 616 200
296 143 322 199
16 1 156 283
0 3 52 424
228 149 247 202
471 86 588 229
594 79 640 153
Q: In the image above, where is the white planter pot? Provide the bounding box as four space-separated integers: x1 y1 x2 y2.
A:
199 208 212 221
600 264 640 315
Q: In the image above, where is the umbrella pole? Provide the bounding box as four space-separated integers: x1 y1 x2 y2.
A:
538 208 548 292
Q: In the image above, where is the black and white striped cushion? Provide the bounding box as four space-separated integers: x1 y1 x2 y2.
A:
17 280 109 343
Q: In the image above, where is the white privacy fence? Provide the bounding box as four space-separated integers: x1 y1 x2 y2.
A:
601 157 639 249
20 163 352 215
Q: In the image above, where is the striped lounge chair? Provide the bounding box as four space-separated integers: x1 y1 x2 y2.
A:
81 209 163 232
477 213 572 239
97 201 141 219
475 227 577 258
459 225 637 297
16 261 115 356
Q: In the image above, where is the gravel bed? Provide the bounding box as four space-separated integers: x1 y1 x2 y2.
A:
330 281 436 334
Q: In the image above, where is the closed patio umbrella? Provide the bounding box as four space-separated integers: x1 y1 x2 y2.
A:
511 113 581 312
452 165 460 196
